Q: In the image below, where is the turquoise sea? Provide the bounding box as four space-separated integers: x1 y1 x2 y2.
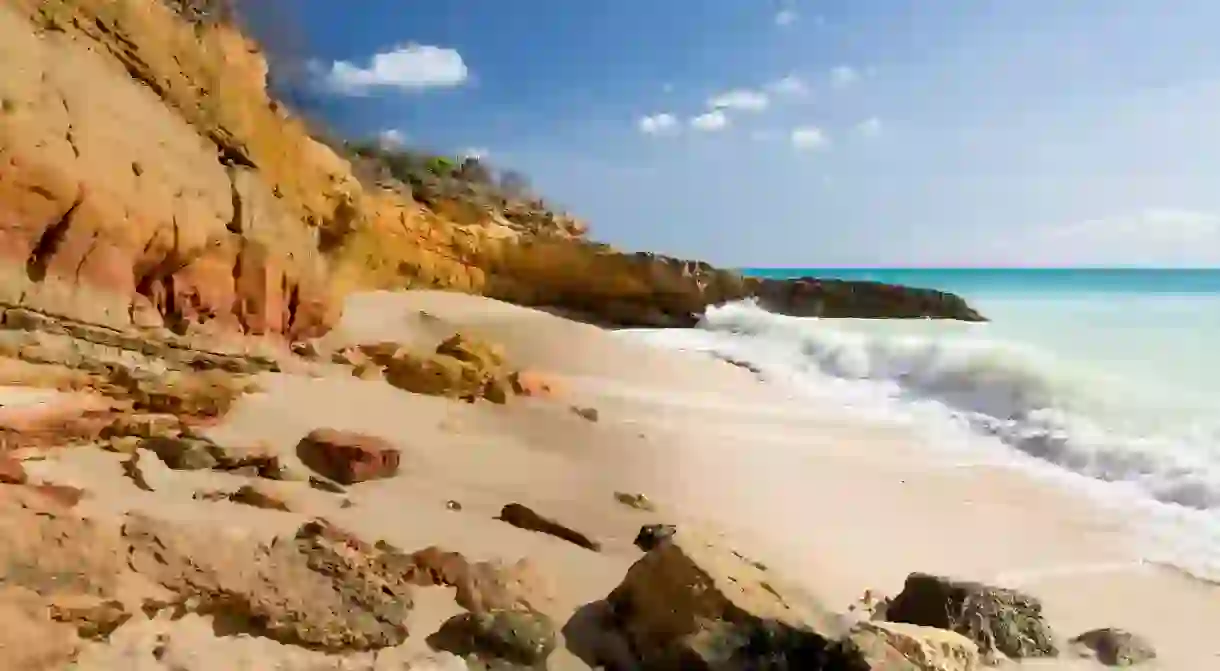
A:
630 268 1220 580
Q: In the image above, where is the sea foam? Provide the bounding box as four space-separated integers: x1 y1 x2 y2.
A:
623 296 1220 581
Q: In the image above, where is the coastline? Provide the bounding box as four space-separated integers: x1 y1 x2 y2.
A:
20 289 1218 669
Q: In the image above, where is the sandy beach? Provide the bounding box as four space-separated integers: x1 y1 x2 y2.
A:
3 289 1212 669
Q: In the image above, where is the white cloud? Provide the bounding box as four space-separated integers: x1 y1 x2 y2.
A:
1052 209 1220 241
775 9 798 26
709 89 770 112
638 113 679 135
460 147 490 160
767 75 809 98
377 129 407 148
856 117 883 138
790 126 829 150
830 65 859 89
978 209 1220 266
315 44 468 95
691 110 729 132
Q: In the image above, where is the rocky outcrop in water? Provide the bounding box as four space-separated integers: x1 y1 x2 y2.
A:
745 276 987 322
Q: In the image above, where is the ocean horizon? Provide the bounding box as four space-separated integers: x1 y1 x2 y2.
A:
630 266 1220 582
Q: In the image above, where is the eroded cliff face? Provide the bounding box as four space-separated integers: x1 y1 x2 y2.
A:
0 0 741 339
0 0 980 345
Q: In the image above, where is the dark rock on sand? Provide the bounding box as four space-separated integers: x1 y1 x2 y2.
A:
429 609 558 669
228 483 292 511
606 527 874 670
141 436 218 470
497 503 601 551
633 523 677 551
1071 627 1156 667
746 277 986 322
883 572 1058 659
296 428 401 485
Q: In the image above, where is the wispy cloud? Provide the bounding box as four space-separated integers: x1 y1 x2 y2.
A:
1052 209 1220 241
830 65 860 89
460 147 490 160
313 44 469 95
775 9 798 27
856 117 883 138
790 126 830 150
767 75 809 98
691 110 730 132
708 89 770 112
638 113 679 135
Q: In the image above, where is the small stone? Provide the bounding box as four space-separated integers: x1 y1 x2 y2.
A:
497 503 601 551
309 475 347 494
0 454 29 484
571 406 599 422
228 484 291 512
141 436 218 471
633 524 676 551
1071 628 1156 667
446 500 463 511
614 491 655 511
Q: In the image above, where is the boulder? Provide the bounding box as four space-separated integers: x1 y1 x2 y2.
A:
497 503 601 552
428 609 558 669
406 546 553 616
849 621 980 671
882 573 1058 660
604 527 872 670
383 350 493 400
141 435 218 470
296 428 401 485
123 517 416 651
1070 628 1156 667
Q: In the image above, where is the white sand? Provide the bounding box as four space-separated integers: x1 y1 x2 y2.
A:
25 289 1220 669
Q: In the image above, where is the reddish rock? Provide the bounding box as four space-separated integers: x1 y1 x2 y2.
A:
32 484 85 509
509 371 561 398
0 455 28 485
296 428 401 485
0 393 121 450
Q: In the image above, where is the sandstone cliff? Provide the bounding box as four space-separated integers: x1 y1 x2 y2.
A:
0 0 980 345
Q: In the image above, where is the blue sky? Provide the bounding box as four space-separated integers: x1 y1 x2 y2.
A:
254 0 1220 267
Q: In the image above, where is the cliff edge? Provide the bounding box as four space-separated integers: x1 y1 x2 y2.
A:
0 0 981 343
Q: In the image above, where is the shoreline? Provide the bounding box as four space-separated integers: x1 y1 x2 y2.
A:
13 290 1220 669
